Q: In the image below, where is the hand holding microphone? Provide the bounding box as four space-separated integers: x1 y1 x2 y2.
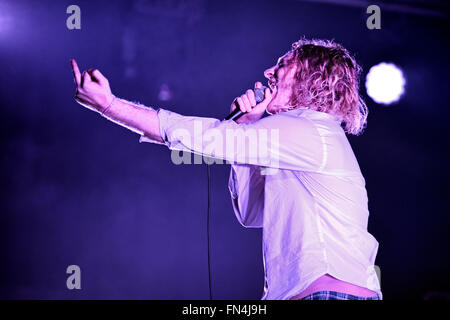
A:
226 82 273 124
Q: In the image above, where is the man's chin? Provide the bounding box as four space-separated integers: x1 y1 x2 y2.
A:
266 103 281 115
266 106 275 115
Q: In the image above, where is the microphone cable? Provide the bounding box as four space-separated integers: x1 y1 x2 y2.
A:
205 87 266 300
206 163 213 300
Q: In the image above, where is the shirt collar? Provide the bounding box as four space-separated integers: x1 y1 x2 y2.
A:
283 106 341 122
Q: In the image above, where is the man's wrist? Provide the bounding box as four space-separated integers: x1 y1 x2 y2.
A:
100 95 117 117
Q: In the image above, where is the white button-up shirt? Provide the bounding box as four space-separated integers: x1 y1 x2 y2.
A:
140 107 382 300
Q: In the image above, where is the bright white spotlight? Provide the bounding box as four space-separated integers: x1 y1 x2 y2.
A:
365 62 406 105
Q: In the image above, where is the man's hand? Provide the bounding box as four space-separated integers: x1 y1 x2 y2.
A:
230 81 273 124
71 59 114 113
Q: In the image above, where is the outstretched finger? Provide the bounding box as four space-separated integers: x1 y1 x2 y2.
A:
71 59 82 86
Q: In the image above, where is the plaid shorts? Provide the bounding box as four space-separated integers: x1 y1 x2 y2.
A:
299 291 380 300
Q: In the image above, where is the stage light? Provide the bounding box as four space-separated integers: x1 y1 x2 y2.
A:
365 62 406 105
158 83 173 101
0 8 10 36
0 2 16 41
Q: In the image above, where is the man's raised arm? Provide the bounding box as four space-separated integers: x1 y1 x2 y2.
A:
70 59 163 144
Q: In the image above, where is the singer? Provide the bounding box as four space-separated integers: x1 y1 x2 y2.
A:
70 38 382 300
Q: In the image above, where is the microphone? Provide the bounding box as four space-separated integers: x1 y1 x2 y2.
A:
225 86 268 121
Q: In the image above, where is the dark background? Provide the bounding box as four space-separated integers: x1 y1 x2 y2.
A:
0 0 449 300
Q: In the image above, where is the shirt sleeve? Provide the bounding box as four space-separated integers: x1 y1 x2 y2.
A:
138 108 168 146
228 164 265 228
140 108 325 172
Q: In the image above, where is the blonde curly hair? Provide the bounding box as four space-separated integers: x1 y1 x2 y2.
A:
282 38 368 135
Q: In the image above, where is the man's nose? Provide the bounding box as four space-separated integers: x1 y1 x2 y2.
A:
264 66 275 79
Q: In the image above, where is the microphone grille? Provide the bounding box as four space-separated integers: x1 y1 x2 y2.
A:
254 86 268 103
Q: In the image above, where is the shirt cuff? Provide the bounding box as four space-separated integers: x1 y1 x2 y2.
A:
138 108 169 146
